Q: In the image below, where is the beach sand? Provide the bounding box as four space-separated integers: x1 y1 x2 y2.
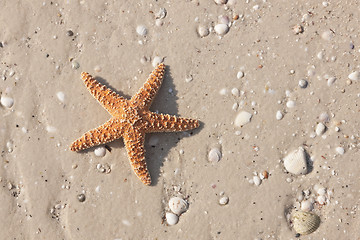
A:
1 0 359 239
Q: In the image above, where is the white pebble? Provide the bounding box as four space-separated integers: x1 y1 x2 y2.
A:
298 79 308 88
348 71 360 81
327 76 336 86
0 96 14 108
231 88 240 97
219 196 229 205
152 56 163 67
276 110 283 120
208 148 222 162
197 25 210 38
335 146 344 155
286 100 295 108
315 122 326 136
166 212 179 226
234 111 252 127
94 146 106 157
214 24 229 36
237 71 244 79
136 25 147 36
253 176 261 186
56 91 65 103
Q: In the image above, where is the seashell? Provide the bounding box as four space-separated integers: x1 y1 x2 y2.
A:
218 15 230 25
214 0 228 4
208 148 222 162
292 210 320 235
136 25 148 36
283 147 308 175
155 8 167 19
0 96 14 108
166 212 179 225
94 146 106 157
300 200 313 212
253 176 261 186
234 111 252 127
315 122 326 136
197 25 210 38
152 56 164 67
214 23 229 36
348 71 360 81
168 197 188 215
219 196 229 205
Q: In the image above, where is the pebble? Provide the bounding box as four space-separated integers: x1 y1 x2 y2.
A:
253 176 261 186
152 56 163 67
234 111 252 127
94 146 106 157
77 194 86 202
286 100 295 108
46 126 57 133
293 24 304 34
236 71 244 79
219 196 229 205
0 96 14 108
166 212 179 225
208 148 222 162
136 25 148 36
56 91 65 103
214 24 229 36
327 76 336 86
66 30 74 36
315 122 326 136
298 79 308 88
276 110 283 120
335 146 345 155
197 26 210 38
348 71 360 81
231 88 240 97
72 61 80 69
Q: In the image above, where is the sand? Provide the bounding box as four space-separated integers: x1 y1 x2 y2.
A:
1 0 360 239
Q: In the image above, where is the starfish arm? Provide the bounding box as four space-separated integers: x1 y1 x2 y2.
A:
143 112 200 133
70 118 124 151
81 72 127 115
130 63 165 110
123 128 151 185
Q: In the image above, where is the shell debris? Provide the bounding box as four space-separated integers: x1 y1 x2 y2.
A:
234 111 252 127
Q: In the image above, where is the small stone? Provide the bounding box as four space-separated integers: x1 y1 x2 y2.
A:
253 176 261 186
293 24 304 34
219 196 229 205
0 96 14 108
286 100 295 108
276 110 283 120
231 88 240 97
236 71 244 79
66 30 74 36
315 122 326 136
166 212 179 225
94 146 106 157
298 79 308 88
72 61 80 69
77 194 86 202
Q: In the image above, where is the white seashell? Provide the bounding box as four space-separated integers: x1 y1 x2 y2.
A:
335 146 344 155
300 200 313 212
315 122 326 136
214 24 229 36
236 71 244 79
168 197 188 215
155 8 167 19
316 195 326 205
136 25 148 36
219 196 229 205
286 100 295 108
152 56 163 67
327 76 336 86
292 210 320 235
94 146 106 157
283 147 308 175
318 112 330 123
218 15 230 25
208 148 222 162
0 96 14 108
56 91 65 103
197 25 210 38
166 212 179 225
348 71 360 81
253 176 261 186
276 110 283 120
298 79 308 88
231 88 240 96
234 111 252 127
214 0 227 4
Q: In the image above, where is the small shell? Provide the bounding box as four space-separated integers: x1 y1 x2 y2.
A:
300 200 313 212
219 196 229 205
234 111 252 127
152 56 164 67
208 148 222 162
168 197 188 215
283 147 308 175
166 212 179 225
197 25 210 38
214 0 227 4
214 24 229 36
253 176 261 186
136 25 148 36
0 96 14 108
348 71 360 81
292 211 320 235
94 146 106 157
155 8 167 19
315 122 326 136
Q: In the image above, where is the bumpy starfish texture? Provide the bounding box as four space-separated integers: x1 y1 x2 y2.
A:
70 63 199 185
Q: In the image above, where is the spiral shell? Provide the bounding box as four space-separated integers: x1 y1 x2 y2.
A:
292 210 320 235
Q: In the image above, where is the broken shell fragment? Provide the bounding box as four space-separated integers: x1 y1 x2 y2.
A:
234 111 252 127
283 147 308 175
292 210 320 235
168 197 188 215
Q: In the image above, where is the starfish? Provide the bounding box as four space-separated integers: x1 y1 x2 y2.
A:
70 63 199 185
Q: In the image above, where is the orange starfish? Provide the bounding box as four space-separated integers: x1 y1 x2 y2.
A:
70 63 199 185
